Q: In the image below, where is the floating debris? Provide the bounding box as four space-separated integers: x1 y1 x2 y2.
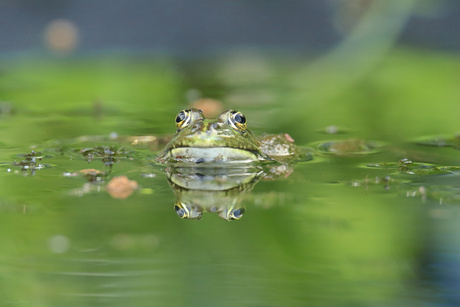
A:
124 135 171 151
79 169 107 183
64 169 107 183
13 150 46 174
367 158 460 175
106 176 138 199
80 146 129 167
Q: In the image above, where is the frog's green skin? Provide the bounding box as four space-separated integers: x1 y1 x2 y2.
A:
155 108 297 164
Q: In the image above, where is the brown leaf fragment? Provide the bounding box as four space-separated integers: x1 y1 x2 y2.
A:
106 176 138 199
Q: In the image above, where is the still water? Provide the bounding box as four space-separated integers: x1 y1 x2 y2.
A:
1 52 460 306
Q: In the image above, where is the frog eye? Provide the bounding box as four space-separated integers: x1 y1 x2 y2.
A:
175 109 192 130
174 202 203 220
229 110 247 131
229 208 245 220
219 207 245 220
174 203 190 219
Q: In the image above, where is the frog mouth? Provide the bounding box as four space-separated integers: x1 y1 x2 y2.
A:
169 147 261 163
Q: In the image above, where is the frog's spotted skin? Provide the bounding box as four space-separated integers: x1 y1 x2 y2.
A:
155 108 297 164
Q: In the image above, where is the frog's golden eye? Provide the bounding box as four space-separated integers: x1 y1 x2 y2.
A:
229 110 247 131
175 109 191 130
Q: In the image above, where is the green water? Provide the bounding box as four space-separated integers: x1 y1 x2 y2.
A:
1 50 460 306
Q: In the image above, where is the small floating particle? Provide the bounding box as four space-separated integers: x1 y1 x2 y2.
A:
48 235 70 254
127 135 158 146
325 125 339 134
141 173 157 178
106 176 138 199
63 172 78 177
141 188 155 195
79 169 104 175
110 132 119 139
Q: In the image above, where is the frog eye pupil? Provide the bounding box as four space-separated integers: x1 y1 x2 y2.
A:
232 208 245 219
229 110 247 131
234 113 246 124
176 111 185 123
175 205 187 218
175 109 192 129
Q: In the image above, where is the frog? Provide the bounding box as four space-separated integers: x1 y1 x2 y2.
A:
155 108 298 164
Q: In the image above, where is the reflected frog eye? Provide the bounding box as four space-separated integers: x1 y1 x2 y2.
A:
229 110 247 131
174 203 190 219
175 109 192 130
174 202 203 220
229 208 245 220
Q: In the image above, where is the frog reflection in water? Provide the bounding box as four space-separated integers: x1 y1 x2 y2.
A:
155 108 298 164
166 166 260 221
156 108 299 220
